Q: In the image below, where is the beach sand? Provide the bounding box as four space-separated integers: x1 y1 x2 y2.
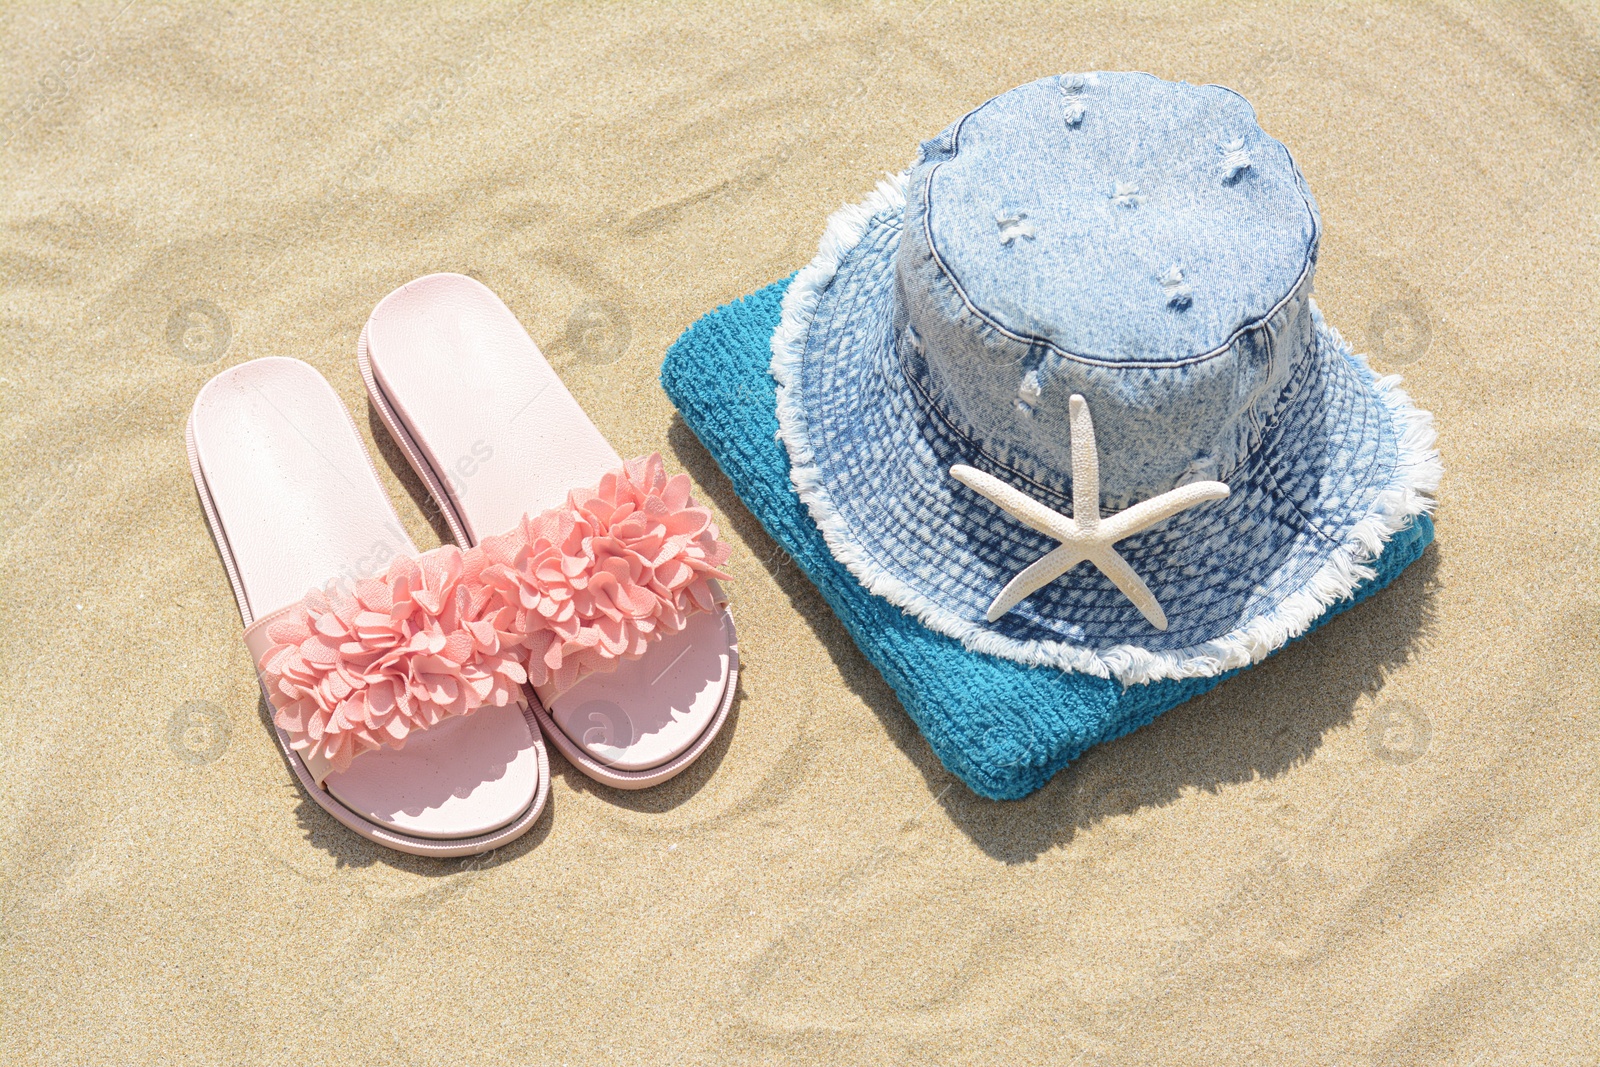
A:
2 3 1597 1063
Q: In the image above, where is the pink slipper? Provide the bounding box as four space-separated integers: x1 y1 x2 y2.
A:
359 274 739 789
188 356 549 855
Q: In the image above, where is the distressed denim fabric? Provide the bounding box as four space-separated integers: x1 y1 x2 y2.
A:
771 73 1438 682
902 72 1320 506
660 280 1434 798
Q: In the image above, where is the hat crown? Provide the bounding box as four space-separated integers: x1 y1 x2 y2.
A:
894 72 1322 508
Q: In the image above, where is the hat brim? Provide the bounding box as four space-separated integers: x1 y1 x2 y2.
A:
771 173 1441 686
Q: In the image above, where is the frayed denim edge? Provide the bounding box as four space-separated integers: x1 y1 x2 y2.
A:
769 174 1442 688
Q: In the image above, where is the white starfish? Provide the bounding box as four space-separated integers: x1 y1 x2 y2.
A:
950 395 1230 629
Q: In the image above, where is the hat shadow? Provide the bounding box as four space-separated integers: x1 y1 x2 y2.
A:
668 415 1441 864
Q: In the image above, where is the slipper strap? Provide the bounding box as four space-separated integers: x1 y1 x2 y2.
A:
244 452 730 781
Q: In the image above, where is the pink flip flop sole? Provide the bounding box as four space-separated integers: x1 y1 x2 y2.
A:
188 356 549 855
359 274 738 789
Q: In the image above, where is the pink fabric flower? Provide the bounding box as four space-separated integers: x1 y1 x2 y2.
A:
253 454 729 772
257 546 527 774
478 452 732 694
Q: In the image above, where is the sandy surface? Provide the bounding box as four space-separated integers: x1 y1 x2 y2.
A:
3 2 1598 1064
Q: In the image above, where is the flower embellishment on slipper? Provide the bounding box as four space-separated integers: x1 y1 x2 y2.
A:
248 453 730 773
476 453 733 694
254 547 527 773
950 395 1229 629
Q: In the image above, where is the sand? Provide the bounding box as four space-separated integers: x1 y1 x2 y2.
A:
2 2 1598 1064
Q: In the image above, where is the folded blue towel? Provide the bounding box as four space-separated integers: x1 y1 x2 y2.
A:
661 277 1434 799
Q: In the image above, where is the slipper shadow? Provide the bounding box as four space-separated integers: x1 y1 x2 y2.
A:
261 694 555 874
365 403 457 548
360 397 746 817
667 414 1442 864
548 670 745 813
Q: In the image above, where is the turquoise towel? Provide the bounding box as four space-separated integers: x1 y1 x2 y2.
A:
661 278 1434 800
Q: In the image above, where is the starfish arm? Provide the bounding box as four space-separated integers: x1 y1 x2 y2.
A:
987 543 1087 621
1100 480 1230 542
1067 395 1100 528
950 464 1077 540
1088 546 1169 630
954 394 1223 630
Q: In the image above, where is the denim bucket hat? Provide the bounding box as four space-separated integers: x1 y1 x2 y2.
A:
769 72 1441 687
